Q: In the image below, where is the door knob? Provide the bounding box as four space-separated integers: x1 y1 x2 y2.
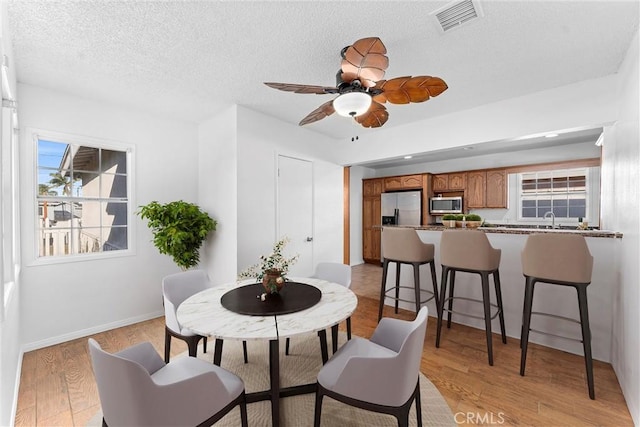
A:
306 237 313 242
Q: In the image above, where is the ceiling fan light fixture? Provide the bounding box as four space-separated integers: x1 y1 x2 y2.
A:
333 92 372 118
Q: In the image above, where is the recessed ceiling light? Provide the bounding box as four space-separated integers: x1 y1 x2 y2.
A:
404 155 413 159
545 133 559 138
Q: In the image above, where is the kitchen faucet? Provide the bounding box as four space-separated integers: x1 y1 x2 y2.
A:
543 211 557 229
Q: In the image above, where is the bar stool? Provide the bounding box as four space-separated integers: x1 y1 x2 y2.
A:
378 227 439 321
435 230 506 366
520 233 595 399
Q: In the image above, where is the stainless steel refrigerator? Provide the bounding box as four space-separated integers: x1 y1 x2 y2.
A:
381 191 422 226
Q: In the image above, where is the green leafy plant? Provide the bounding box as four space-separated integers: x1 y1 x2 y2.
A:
465 214 482 221
238 237 299 294
454 214 465 221
137 200 217 270
442 214 457 220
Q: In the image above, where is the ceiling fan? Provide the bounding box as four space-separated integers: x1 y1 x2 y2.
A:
264 37 448 129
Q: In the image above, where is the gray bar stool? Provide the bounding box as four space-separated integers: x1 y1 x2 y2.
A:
520 233 595 399
378 227 439 321
435 230 506 366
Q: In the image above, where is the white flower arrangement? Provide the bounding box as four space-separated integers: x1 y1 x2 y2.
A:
238 237 299 293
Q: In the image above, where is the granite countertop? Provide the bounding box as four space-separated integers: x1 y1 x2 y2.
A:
379 224 622 238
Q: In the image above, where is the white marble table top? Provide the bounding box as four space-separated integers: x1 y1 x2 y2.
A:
176 277 357 341
276 277 358 338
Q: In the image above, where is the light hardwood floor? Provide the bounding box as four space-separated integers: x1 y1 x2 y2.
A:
15 263 632 426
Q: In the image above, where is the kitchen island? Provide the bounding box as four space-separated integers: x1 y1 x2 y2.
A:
380 225 621 362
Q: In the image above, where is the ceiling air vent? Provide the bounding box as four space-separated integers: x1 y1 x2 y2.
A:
431 0 484 33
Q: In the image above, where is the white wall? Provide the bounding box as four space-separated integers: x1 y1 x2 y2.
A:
334 75 618 167
17 84 199 349
0 3 21 424
604 31 640 425
235 107 343 275
370 141 600 177
198 106 238 285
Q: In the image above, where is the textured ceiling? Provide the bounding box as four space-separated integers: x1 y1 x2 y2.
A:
7 1 639 143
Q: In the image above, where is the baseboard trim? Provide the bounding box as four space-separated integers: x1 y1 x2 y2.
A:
22 310 164 352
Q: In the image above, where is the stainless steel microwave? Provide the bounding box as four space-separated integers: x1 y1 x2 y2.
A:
429 196 463 214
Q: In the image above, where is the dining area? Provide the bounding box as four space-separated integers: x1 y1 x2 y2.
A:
85 263 446 427
14 258 633 426
175 274 358 426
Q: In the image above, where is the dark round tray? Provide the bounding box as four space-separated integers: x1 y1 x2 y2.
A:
220 282 321 316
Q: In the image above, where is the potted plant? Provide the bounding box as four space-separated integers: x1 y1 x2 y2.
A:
238 237 299 295
455 213 483 229
465 213 483 229
137 200 217 270
442 214 457 228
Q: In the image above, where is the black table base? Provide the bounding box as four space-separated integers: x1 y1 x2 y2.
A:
212 327 339 427
214 282 340 426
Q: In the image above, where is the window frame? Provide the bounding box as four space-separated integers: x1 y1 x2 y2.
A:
30 129 135 265
516 167 600 225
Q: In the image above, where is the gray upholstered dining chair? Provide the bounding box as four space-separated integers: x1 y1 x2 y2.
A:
88 338 248 427
314 306 429 427
285 262 352 356
163 270 248 364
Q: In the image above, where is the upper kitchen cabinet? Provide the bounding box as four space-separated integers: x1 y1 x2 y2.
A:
466 171 486 208
363 178 384 197
432 173 466 192
448 173 467 190
486 169 507 208
466 169 508 209
384 174 423 191
432 174 448 191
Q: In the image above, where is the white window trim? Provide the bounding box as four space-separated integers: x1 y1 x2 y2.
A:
515 167 600 227
27 128 136 266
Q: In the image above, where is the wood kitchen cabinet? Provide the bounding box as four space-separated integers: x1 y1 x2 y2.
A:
448 173 467 190
432 173 466 192
400 174 423 189
384 174 423 191
432 174 449 192
362 195 381 263
466 169 508 209
363 178 384 196
466 171 486 208
486 169 507 208
362 178 383 263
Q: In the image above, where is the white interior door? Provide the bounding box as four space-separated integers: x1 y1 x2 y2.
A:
277 155 314 277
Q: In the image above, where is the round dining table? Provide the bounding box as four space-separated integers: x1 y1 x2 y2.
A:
176 277 358 427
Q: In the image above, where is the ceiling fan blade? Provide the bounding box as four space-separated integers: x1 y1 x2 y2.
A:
340 37 389 88
299 100 336 126
373 76 448 104
264 82 339 94
355 101 388 128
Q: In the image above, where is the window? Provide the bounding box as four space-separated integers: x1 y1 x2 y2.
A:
35 134 131 259
518 168 589 220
